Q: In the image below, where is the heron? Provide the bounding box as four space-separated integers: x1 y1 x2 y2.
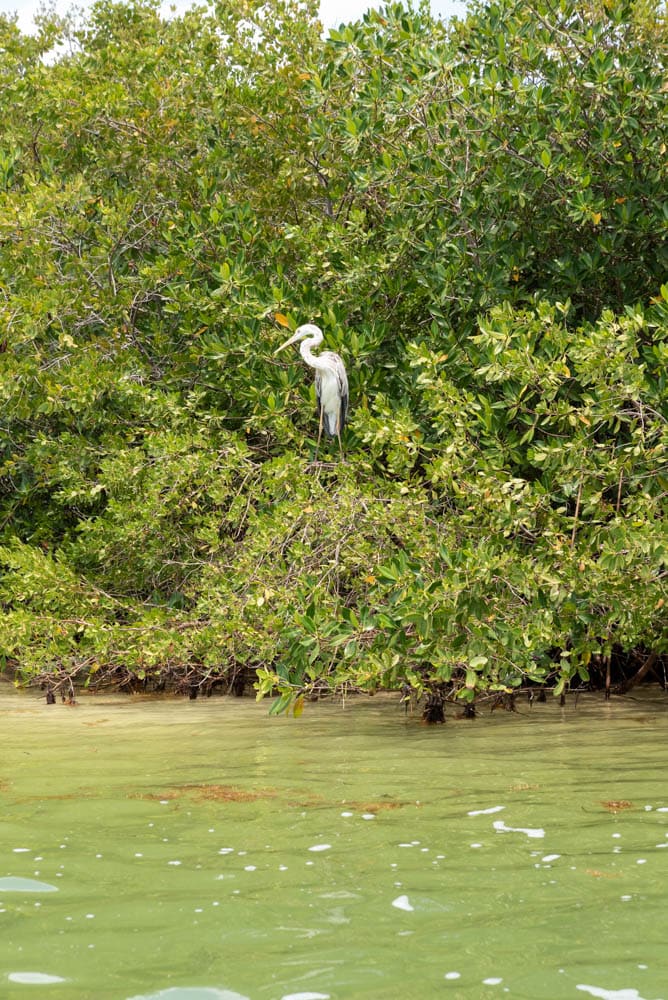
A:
274 323 348 458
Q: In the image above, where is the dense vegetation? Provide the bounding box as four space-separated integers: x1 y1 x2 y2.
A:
1 0 666 713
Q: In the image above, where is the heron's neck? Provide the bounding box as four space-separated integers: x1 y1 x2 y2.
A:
299 337 329 370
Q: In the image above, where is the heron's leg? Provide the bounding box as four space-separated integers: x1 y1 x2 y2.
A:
336 415 344 459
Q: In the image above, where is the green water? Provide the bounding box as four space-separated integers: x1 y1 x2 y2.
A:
1 688 667 1000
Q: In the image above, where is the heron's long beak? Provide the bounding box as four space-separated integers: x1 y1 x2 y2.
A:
274 331 301 355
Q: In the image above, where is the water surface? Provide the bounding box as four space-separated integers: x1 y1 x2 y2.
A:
2 688 667 1000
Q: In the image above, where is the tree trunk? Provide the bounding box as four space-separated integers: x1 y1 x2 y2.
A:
618 650 659 694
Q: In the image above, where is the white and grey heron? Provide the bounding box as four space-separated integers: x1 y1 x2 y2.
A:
274 323 348 458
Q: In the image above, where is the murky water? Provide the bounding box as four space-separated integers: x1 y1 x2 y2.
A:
1 687 667 1000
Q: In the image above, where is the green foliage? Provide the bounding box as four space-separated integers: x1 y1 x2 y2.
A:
0 0 666 706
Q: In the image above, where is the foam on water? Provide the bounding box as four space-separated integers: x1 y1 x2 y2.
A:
0 877 58 893
493 820 546 839
9 972 66 984
281 994 330 1000
127 990 249 1000
576 986 662 1000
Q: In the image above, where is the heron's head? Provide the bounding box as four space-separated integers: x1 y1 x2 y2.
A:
274 323 323 355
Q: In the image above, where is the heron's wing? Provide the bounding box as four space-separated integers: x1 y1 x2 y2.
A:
334 356 348 430
313 352 348 433
315 370 322 423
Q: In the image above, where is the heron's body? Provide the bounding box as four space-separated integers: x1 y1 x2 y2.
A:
275 323 348 456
